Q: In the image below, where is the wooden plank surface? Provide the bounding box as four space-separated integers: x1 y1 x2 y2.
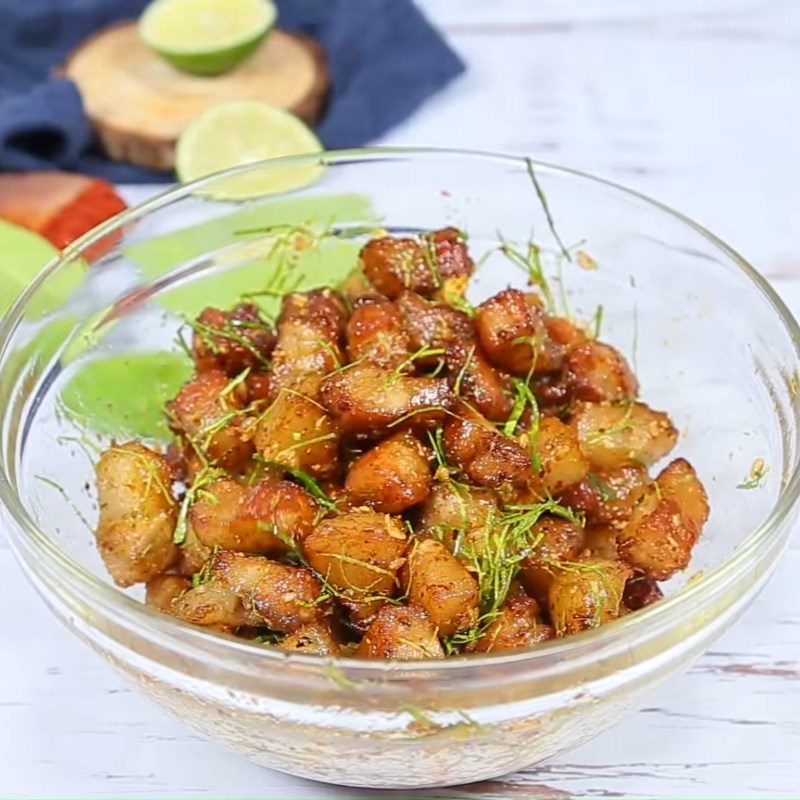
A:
2 1 800 796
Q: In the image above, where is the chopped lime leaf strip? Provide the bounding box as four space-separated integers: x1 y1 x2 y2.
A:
501 378 541 471
737 458 769 490
587 472 617 501
35 475 93 532
497 231 555 312
173 464 227 544
402 704 439 729
590 304 604 339
443 497 578 652
324 662 360 691
273 464 339 512
525 157 571 262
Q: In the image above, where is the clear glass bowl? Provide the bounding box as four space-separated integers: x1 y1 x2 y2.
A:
1 148 799 789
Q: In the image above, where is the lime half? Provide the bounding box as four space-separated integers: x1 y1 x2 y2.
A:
139 0 277 75
176 100 324 200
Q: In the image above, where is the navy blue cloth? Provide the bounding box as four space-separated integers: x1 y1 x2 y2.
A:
0 0 464 181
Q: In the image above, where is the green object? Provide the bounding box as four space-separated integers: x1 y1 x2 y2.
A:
126 192 376 317
0 220 84 319
59 351 193 440
58 193 377 439
175 100 323 199
139 0 276 76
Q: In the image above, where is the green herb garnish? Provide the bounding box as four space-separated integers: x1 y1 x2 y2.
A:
587 472 617 501
35 475 94 533
737 458 769 490
173 464 227 545
324 661 360 691
419 234 443 288
388 345 446 384
586 400 635 446
183 314 272 369
503 378 541 472
590 304 604 339
525 157 571 262
278 464 339 512
402 703 439 729
448 293 476 318
254 631 285 645
444 497 578 652
498 232 555 312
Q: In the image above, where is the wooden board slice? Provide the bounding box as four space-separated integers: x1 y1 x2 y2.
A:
66 22 329 172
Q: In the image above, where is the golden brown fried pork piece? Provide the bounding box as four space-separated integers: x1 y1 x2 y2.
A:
395 290 473 359
303 510 407 631
623 575 664 610
533 416 590 495
166 369 254 470
190 477 317 553
356 604 444 660
417 481 500 557
174 550 328 633
474 289 547 376
443 405 530 487
617 458 709 580
319 364 455 435
360 227 473 299
192 303 275 375
278 622 341 655
95 442 179 587
530 372 570 415
445 338 513 421
402 538 480 638
254 388 340 477
269 289 347 394
520 515 586 605
547 557 631 635
145 574 191 613
571 400 678 470
344 431 432 513
563 341 638 403
583 524 620 560
559 462 650 529
172 580 256 628
471 594 554 653
538 315 588 374
346 294 412 369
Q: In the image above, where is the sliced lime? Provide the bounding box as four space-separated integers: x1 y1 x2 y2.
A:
139 0 276 76
175 100 323 200
0 220 84 318
60 352 193 439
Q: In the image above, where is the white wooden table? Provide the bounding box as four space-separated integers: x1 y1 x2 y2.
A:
3 1 800 796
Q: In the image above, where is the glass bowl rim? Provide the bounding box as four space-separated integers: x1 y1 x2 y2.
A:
2 145 799 674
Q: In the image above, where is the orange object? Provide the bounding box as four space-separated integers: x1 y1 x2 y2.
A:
0 172 127 259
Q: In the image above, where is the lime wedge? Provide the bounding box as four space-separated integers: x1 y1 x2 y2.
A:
175 100 324 200
139 0 276 75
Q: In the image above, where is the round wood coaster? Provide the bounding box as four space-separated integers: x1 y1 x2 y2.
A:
65 22 329 171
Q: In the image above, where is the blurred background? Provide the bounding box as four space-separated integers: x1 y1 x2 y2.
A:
401 1 800 280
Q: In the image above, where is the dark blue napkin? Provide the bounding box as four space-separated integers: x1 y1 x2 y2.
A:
0 0 464 182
